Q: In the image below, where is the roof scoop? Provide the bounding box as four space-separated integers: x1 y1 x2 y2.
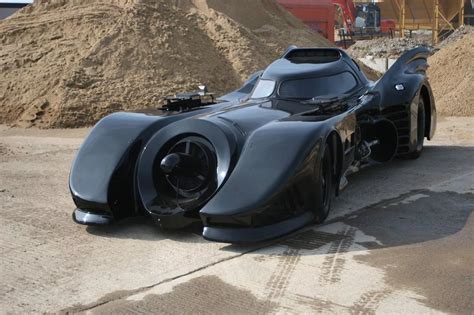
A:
283 48 342 64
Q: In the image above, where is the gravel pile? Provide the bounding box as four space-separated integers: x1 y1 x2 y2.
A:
347 37 432 59
437 25 474 49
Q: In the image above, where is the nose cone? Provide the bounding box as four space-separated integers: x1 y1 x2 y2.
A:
160 153 180 174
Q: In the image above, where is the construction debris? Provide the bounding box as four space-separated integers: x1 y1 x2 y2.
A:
436 25 474 49
347 37 432 59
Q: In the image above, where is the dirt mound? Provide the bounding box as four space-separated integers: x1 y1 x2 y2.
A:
428 32 474 117
437 25 474 49
0 0 330 128
356 61 382 81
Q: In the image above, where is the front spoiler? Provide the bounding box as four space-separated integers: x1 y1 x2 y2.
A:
202 211 314 243
72 208 315 243
73 208 114 225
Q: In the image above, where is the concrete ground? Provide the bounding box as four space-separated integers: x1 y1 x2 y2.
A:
0 117 473 314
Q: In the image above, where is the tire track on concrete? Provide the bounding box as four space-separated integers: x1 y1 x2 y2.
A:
349 290 392 315
281 229 346 250
293 293 338 313
265 247 301 301
265 229 348 303
319 227 356 285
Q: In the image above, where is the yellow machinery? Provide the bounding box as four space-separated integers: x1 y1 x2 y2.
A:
355 0 468 43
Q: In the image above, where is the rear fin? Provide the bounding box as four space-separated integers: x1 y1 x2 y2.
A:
371 46 432 108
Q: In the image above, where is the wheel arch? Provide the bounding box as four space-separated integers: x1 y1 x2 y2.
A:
420 84 432 139
325 130 344 196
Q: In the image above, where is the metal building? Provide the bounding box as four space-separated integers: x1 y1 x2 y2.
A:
370 0 471 43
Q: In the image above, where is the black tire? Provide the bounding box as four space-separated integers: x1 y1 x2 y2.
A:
405 98 426 159
314 145 333 223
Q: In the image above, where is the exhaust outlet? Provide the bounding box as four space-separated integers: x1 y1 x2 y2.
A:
361 119 398 163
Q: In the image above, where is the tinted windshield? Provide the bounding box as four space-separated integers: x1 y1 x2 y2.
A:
250 79 276 99
279 72 357 99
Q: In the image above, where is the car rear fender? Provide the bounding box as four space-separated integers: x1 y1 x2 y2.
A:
372 47 431 109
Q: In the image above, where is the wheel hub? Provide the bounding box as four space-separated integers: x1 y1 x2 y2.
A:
154 136 218 212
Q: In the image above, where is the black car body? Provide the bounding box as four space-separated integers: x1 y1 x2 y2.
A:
70 47 436 243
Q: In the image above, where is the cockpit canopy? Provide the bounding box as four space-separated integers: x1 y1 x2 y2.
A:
250 47 368 100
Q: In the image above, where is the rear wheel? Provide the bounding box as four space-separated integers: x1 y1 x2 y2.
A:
405 98 426 159
314 146 333 223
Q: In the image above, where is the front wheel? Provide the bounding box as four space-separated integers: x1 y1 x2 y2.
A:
314 146 333 223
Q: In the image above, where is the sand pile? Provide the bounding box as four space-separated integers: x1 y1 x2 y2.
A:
0 0 330 128
428 31 474 117
436 25 474 49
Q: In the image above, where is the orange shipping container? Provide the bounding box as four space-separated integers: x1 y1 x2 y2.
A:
277 0 336 42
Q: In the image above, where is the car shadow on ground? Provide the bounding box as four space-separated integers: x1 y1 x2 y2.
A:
85 146 474 251
86 218 208 243
224 145 474 254
221 188 473 257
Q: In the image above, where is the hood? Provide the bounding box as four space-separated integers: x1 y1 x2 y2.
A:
196 99 317 137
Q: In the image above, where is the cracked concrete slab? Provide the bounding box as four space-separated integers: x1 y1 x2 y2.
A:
1 117 473 314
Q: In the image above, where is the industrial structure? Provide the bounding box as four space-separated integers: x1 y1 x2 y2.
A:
277 0 397 42
375 0 470 43
278 0 472 44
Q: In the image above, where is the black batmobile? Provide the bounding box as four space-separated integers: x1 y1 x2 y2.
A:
70 46 436 243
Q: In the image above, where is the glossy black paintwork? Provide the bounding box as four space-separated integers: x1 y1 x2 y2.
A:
70 47 436 243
